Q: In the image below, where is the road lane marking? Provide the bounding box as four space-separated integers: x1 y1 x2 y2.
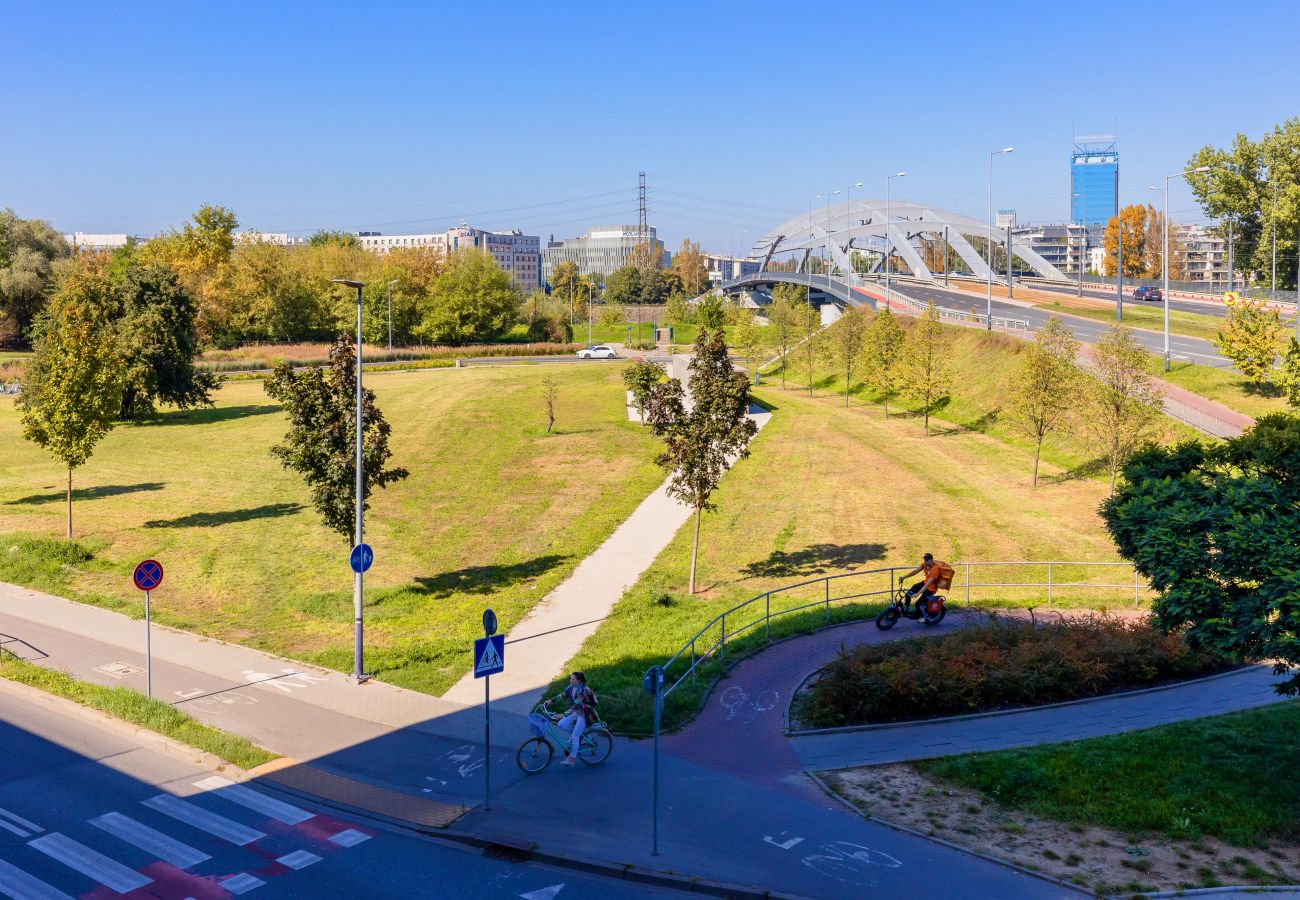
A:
141 795 264 846
0 819 29 838
90 812 211 870
328 829 370 847
193 776 314 825
0 808 43 834
275 850 321 870
29 832 153 894
218 873 265 895
0 858 73 900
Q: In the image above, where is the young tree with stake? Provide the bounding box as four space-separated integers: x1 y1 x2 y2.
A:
901 304 951 435
826 307 867 406
1085 325 1164 494
647 329 758 594
1007 316 1080 487
863 306 905 417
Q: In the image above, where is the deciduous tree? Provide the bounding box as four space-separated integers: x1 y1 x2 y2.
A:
900 304 951 435
17 270 125 538
671 239 709 296
797 302 822 395
696 293 726 330
0 209 70 346
1213 296 1284 389
541 374 558 434
1007 316 1080 486
863 306 905 417
647 329 757 594
623 359 665 425
417 250 518 345
767 284 806 389
1085 325 1164 493
826 307 867 406
264 336 409 541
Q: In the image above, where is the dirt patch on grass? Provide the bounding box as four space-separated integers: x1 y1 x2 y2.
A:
824 765 1299 895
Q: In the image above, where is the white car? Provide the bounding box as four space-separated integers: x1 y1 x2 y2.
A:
576 345 617 360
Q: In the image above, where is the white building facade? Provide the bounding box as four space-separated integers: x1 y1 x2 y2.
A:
355 226 540 294
62 232 133 252
541 226 669 282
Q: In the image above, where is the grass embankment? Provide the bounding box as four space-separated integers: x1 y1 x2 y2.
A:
1152 358 1288 419
557 326 1172 732
0 365 663 695
0 654 277 770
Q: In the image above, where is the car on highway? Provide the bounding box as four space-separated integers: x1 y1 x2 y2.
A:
576 344 618 359
1133 286 1163 302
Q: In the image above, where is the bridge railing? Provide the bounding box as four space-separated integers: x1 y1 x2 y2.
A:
657 560 1146 700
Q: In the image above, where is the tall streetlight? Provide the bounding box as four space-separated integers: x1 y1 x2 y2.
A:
386 279 398 351
845 181 863 290
808 193 821 276
824 189 841 274
1156 166 1212 371
884 172 906 305
987 147 1014 330
331 278 368 683
1271 180 1279 306
1072 193 1086 297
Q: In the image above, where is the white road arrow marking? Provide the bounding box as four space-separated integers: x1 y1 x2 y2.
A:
520 885 564 900
763 833 804 850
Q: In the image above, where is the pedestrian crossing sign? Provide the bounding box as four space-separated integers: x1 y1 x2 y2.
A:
474 634 505 678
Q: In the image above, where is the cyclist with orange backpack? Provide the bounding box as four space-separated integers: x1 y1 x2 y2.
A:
900 553 953 614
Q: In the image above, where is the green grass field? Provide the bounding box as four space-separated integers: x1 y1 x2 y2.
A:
0 365 664 694
1044 300 1225 341
916 700 1300 848
1152 358 1288 419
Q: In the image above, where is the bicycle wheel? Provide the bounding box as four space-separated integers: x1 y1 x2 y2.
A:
875 607 900 631
923 605 947 627
578 729 613 766
516 737 553 774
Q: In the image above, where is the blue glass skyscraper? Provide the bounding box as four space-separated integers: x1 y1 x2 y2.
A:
1070 137 1119 227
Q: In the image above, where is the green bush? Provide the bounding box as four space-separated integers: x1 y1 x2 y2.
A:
798 614 1232 727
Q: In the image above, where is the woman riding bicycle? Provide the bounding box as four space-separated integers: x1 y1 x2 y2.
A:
552 671 598 767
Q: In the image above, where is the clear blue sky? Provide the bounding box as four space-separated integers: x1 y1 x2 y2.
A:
5 1 1295 255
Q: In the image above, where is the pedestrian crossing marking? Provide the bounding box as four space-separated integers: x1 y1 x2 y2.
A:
193 776 314 824
141 795 265 846
0 807 43 835
328 828 370 847
0 858 72 900
276 849 322 870
219 873 265 895
29 832 153 894
90 812 211 870
0 819 30 839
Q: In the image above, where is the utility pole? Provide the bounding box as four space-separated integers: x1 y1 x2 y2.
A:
638 171 648 269
1227 220 1234 294
1116 218 1123 322
1006 223 1014 299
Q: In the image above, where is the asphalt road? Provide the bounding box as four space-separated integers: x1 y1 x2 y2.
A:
889 281 1232 367
0 686 679 900
1024 280 1234 318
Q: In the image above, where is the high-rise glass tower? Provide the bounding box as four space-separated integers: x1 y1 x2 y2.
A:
1070 136 1119 227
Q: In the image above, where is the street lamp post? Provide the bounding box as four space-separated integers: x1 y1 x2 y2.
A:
1272 180 1279 306
845 181 863 292
386 279 398 351
808 194 820 275
885 172 906 305
331 278 368 683
987 147 1014 330
1116 217 1124 322
1157 166 1212 371
825 189 840 274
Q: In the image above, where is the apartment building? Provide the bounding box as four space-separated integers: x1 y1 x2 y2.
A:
355 226 542 294
1173 223 1231 291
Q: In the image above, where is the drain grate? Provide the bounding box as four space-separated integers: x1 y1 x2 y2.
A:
482 836 534 864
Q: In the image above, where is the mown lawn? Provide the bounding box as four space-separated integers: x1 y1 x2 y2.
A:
915 700 1300 848
1152 358 1288 419
1042 300 1225 342
0 365 663 695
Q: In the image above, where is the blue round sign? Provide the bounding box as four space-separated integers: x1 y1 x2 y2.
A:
349 543 374 574
133 559 164 591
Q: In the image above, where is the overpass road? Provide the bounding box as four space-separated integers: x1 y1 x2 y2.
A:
1024 280 1237 318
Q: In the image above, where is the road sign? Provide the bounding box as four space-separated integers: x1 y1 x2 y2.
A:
1224 291 1240 304
482 608 498 636
349 543 374 574
473 634 504 678
133 560 163 591
643 664 665 695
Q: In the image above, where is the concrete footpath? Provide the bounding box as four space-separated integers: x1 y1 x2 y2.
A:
0 582 1074 898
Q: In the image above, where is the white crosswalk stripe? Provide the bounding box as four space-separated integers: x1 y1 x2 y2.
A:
328 828 370 847
28 833 153 894
0 819 30 839
0 809 42 836
89 812 211 870
218 873 265 895
192 776 314 825
0 857 73 900
275 849 321 870
140 795 264 846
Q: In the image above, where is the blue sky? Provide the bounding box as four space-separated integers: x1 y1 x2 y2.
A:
5 1 1295 255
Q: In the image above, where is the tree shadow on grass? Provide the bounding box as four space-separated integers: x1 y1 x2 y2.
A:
142 502 302 528
893 396 953 420
411 554 571 598
930 408 1000 437
149 404 281 426
5 482 166 506
1040 455 1110 484
740 542 888 580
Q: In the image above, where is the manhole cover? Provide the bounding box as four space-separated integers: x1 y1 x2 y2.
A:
93 662 144 679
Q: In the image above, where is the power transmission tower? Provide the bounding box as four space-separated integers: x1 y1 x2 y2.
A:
638 171 648 268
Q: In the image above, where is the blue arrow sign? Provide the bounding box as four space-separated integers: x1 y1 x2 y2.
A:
349 543 374 574
473 634 505 678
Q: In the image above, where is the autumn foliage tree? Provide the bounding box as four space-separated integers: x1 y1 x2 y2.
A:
1085 325 1164 493
826 307 867 406
1006 316 1080 486
1213 297 1285 389
863 306 905 416
900 304 951 436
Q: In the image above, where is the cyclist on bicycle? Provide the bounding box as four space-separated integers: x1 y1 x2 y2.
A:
900 553 950 612
553 671 598 767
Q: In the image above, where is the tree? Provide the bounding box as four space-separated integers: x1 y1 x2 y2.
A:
549 260 581 316
638 267 679 306
730 307 766 376
1277 338 1300 407
1101 414 1300 695
628 241 666 271
671 239 709 296
263 336 409 540
114 265 219 419
17 271 125 538
767 284 806 389
541 374 558 434
1102 205 1155 279
308 230 359 249
1213 296 1284 390
863 306 905 416
1006 316 1080 486
417 250 518 345
696 293 726 330
598 298 626 327
826 307 867 406
647 328 757 594
1084 325 1165 493
664 291 692 326
138 205 241 343
603 266 642 307
797 302 822 395
0 209 71 345
900 304 951 435
623 359 665 425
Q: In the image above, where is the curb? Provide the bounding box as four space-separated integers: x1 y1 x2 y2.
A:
804 770 1091 897
1140 887 1300 898
784 663 1275 740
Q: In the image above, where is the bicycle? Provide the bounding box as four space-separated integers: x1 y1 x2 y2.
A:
516 700 614 774
875 585 947 630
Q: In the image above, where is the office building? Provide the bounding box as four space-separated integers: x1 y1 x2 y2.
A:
704 253 762 283
356 226 541 294
62 232 133 252
995 209 1017 230
1071 136 1119 228
541 226 669 282
356 232 450 254
234 232 307 247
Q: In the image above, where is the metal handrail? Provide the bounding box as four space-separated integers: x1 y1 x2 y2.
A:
657 560 1147 700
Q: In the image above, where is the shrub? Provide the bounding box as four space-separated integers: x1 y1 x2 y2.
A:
798 614 1232 727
